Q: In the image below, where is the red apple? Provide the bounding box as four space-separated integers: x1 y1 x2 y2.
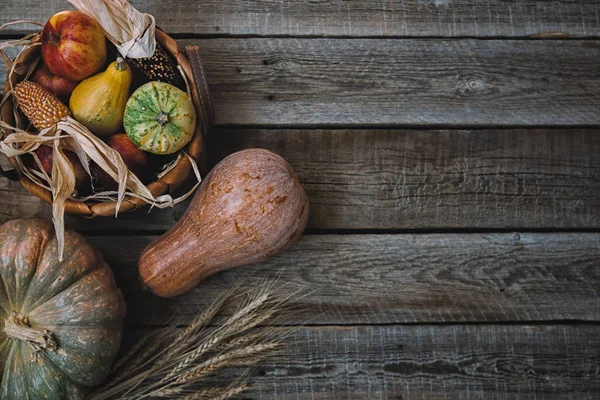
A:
41 11 107 81
34 145 91 192
32 64 79 103
95 134 149 190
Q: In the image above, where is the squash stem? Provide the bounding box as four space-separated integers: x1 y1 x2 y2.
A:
156 111 170 126
115 57 127 71
3 311 58 353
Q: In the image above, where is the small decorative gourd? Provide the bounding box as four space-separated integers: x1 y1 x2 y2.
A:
70 57 132 137
0 219 126 399
123 81 196 155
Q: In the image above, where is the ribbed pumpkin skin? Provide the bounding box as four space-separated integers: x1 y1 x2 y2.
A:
0 219 126 399
123 81 196 155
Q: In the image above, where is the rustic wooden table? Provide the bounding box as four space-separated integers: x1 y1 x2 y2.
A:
1 1 600 398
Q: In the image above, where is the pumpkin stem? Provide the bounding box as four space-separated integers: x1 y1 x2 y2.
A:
156 111 170 127
3 311 58 357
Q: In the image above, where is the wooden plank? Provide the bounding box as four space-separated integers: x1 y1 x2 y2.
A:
2 39 599 126
123 324 600 399
245 325 600 399
1 0 600 38
84 234 600 325
205 128 600 230
1 128 599 231
189 38 600 126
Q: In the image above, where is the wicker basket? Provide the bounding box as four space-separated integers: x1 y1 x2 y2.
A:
0 28 214 217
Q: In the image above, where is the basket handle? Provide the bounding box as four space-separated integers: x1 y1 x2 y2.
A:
185 46 215 131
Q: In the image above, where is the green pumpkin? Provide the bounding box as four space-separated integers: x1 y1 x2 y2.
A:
123 81 196 155
0 219 126 399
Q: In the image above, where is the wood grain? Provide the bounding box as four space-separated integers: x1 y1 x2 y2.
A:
2 39 600 126
3 3 598 399
123 324 600 399
251 324 600 399
84 233 600 325
1 128 598 231
194 38 600 126
206 128 600 230
1 0 600 38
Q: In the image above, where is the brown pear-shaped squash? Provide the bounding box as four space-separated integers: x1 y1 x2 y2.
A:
0 218 126 399
139 149 309 298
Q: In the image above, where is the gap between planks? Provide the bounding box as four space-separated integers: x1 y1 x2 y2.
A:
4 33 600 40
2 0 600 38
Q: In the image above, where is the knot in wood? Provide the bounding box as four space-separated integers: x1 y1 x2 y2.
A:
468 80 480 89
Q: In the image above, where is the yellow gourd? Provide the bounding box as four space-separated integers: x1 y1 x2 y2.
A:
69 57 132 137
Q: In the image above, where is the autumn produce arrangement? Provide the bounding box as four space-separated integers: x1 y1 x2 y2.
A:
18 10 195 154
0 0 309 398
0 2 210 258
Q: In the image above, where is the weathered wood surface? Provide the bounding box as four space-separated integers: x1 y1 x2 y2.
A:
125 324 599 399
1 128 599 232
2 39 600 126
85 233 600 325
2 3 599 398
2 0 600 38
251 325 600 399
191 38 600 126
206 128 600 230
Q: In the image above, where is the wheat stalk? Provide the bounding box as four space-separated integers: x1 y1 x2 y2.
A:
88 281 292 400
180 384 249 400
104 334 165 390
175 342 279 385
213 332 263 351
163 290 230 355
161 291 273 383
149 386 184 397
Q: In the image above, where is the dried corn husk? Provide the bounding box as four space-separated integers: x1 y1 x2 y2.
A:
0 117 201 261
68 0 183 86
67 0 156 59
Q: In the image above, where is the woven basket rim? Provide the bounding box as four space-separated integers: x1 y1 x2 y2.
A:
0 28 209 217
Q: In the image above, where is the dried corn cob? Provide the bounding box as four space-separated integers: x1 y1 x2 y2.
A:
127 43 183 87
13 81 71 130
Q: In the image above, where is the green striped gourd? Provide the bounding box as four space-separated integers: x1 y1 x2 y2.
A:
123 81 196 155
